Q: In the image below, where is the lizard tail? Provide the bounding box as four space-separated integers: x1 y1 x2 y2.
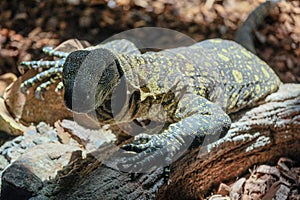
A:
234 0 280 54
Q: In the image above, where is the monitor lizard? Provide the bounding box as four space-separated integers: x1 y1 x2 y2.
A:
18 0 282 173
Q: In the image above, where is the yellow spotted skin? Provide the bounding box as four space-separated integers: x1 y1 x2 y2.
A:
115 39 281 117
62 39 280 173
21 38 282 175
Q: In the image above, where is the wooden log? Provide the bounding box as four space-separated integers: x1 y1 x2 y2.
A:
34 83 300 200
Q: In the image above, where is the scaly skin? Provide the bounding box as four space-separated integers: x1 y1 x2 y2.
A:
61 39 281 173
18 1 282 173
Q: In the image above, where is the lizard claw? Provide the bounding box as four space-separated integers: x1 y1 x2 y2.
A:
121 133 153 152
121 133 162 154
133 133 152 144
119 132 191 173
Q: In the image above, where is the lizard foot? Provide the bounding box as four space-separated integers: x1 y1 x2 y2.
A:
19 47 67 98
119 132 194 173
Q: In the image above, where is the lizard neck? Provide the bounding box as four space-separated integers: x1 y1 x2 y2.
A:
115 54 141 91
94 54 141 124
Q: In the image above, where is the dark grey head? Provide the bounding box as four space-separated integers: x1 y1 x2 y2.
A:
62 48 123 113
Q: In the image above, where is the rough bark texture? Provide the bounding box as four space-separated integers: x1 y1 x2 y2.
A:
158 83 300 199
33 83 300 200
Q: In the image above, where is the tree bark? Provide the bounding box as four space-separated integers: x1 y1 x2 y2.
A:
40 83 300 200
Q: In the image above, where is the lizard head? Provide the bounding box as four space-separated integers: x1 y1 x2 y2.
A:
62 48 123 113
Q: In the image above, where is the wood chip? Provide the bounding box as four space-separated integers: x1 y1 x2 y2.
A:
217 183 230 196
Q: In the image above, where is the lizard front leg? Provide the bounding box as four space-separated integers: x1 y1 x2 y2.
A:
119 94 231 173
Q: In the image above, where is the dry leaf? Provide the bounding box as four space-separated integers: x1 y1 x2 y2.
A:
0 98 30 136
